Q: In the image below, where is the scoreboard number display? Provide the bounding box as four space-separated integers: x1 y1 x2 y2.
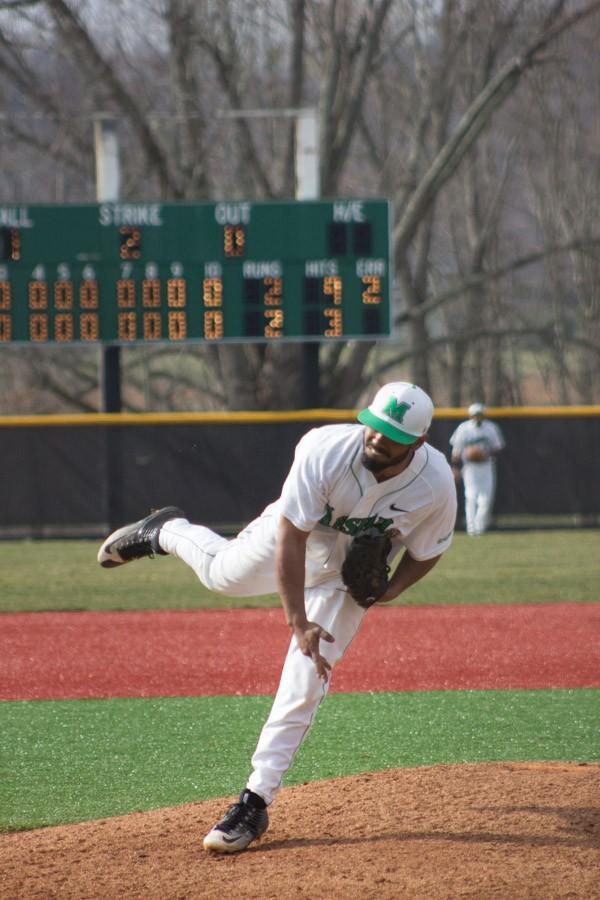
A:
0 200 391 345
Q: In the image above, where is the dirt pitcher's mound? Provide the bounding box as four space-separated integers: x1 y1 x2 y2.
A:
2 763 599 900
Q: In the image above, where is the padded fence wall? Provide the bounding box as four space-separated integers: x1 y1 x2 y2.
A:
1 409 599 537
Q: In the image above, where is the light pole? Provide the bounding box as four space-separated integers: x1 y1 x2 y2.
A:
94 114 122 413
294 109 321 407
217 107 322 407
216 107 320 200
94 115 123 530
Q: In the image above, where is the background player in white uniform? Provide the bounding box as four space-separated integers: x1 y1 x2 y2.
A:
98 382 457 853
449 402 505 536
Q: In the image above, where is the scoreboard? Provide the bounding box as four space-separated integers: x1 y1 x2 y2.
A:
0 199 391 345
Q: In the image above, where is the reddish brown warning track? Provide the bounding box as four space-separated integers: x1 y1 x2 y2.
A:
2 603 599 701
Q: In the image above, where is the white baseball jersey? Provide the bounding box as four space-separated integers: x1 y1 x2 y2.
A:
159 421 457 806
266 423 456 588
449 417 505 536
449 418 505 464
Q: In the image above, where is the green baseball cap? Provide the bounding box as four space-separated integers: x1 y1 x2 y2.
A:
357 382 434 445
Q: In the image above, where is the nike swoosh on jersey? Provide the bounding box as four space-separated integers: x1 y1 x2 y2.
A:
390 503 408 512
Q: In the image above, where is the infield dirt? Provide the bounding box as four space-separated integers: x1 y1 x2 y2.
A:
2 762 599 899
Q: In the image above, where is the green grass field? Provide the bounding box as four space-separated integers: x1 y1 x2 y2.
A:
3 689 599 831
1 530 599 612
1 529 599 832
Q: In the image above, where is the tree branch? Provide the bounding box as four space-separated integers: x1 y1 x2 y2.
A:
393 0 600 254
396 238 600 325
46 0 181 197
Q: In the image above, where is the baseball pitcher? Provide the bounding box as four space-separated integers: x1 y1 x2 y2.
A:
98 381 457 853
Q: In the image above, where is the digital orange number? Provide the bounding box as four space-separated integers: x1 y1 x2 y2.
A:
80 313 99 341
29 313 48 341
223 225 245 257
204 310 224 340
203 278 223 307
54 281 73 310
168 311 187 340
263 277 283 306
142 279 161 308
167 279 186 307
361 275 382 304
0 282 11 309
0 314 11 341
264 308 284 338
80 281 99 309
55 314 74 342
143 312 161 339
117 280 136 308
119 227 142 260
324 276 343 305
29 281 48 310
118 312 137 340
324 307 343 337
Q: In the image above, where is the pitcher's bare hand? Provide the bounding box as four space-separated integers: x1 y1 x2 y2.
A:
293 621 334 681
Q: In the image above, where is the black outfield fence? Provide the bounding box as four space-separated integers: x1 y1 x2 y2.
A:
1 406 599 538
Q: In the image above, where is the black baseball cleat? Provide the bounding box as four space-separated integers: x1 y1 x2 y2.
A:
97 506 185 568
203 790 269 853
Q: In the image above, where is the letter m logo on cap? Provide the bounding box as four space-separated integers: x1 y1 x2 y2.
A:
382 398 411 424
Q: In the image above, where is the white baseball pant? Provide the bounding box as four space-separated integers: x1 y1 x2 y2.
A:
462 463 496 535
159 515 365 805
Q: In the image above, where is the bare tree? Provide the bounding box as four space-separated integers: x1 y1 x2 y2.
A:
1 0 600 412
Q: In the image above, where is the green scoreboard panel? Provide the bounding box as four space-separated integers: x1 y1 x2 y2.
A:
0 200 391 345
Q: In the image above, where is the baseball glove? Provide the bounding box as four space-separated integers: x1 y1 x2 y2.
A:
341 527 392 609
464 445 488 462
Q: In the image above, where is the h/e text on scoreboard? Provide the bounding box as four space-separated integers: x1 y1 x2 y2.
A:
0 200 391 345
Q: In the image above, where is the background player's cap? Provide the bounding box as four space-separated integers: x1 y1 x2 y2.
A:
468 402 485 417
357 382 434 445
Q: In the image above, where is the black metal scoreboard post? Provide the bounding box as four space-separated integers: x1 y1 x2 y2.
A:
0 199 391 346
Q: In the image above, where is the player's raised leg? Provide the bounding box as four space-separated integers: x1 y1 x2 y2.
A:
97 507 185 567
159 513 279 596
99 508 281 598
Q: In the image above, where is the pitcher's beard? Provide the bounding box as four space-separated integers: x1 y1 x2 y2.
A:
362 443 416 475
361 452 391 473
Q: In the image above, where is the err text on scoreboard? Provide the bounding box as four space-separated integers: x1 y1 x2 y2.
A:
0 200 391 345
